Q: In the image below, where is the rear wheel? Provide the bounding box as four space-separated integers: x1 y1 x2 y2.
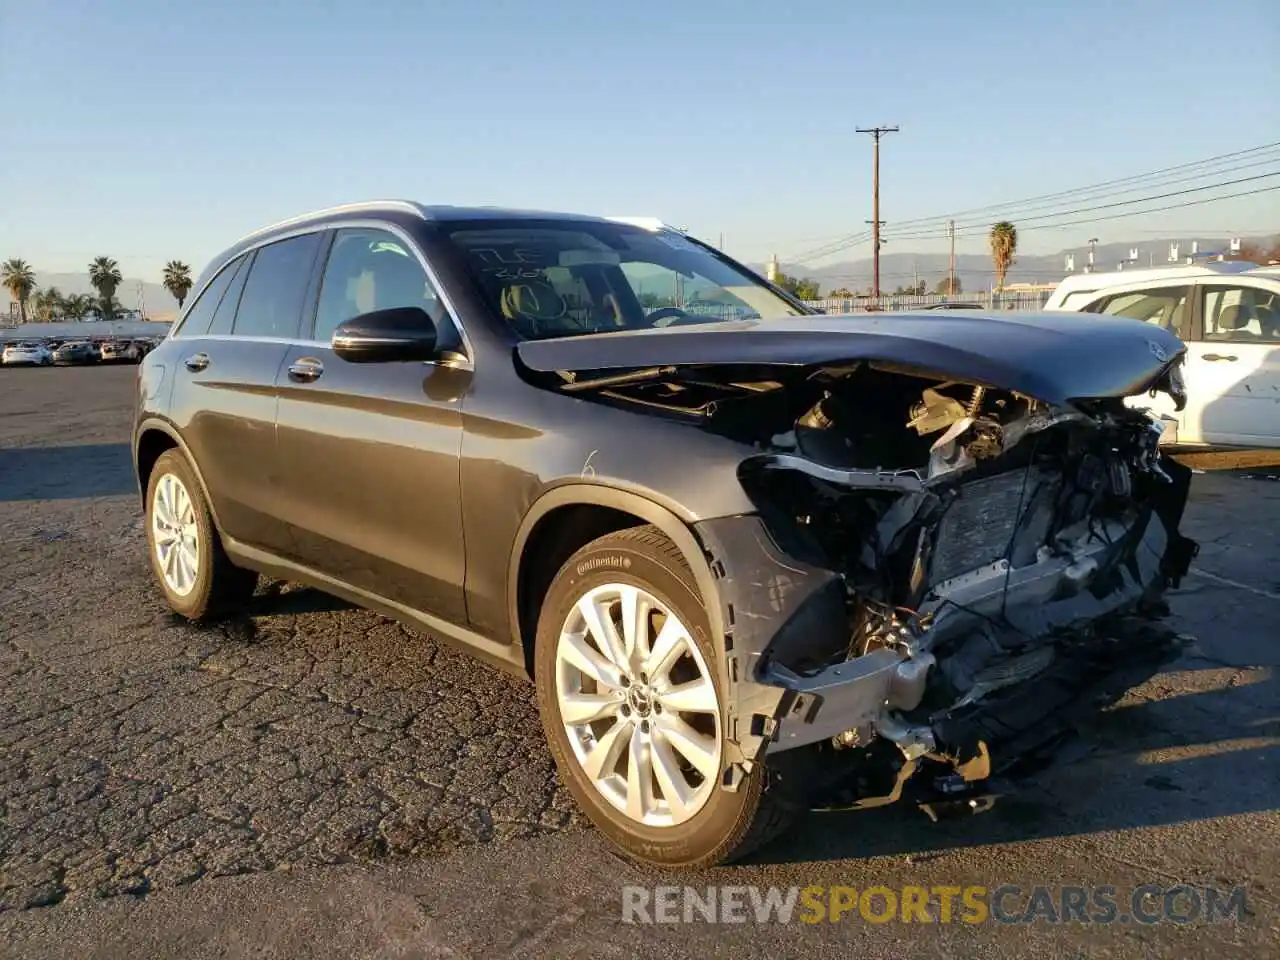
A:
534 525 793 868
144 449 258 620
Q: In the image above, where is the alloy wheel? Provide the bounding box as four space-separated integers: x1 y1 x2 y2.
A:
554 582 722 827
151 472 200 597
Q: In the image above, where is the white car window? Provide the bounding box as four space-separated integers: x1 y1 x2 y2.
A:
1088 286 1189 338
1059 290 1101 310
1202 284 1280 343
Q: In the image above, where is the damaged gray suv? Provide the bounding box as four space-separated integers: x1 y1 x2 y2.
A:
133 202 1198 868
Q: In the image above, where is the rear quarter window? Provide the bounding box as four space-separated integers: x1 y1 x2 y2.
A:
171 257 244 338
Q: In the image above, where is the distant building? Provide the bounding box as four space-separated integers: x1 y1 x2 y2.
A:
1000 282 1059 293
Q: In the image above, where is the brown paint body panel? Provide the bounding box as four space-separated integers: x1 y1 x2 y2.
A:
165 337 294 555
273 342 470 625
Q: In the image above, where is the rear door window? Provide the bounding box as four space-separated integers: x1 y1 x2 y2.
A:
1202 283 1280 343
172 255 245 337
231 233 322 339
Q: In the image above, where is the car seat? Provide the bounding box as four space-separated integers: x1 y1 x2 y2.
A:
500 279 572 338
1214 304 1256 340
1255 304 1279 342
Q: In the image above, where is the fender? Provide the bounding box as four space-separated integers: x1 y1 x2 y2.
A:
132 417 227 538
505 482 725 656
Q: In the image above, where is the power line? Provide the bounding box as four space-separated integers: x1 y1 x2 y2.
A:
792 175 1278 263
784 141 1280 263
888 173 1280 241
887 172 1280 242
894 154 1280 235
807 184 1280 278
890 142 1280 230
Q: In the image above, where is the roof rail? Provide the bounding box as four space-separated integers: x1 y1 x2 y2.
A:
231 199 428 248
603 216 671 232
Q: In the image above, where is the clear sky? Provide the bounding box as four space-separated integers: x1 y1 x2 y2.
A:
2 0 1278 282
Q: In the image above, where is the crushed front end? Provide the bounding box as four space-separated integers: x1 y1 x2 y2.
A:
694 364 1198 814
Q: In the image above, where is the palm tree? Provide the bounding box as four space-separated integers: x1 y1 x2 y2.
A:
32 286 65 322
93 296 125 321
989 222 1018 290
162 260 194 308
64 293 95 321
2 258 37 323
89 256 123 321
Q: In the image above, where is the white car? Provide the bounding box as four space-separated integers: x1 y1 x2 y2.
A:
100 340 141 362
1044 263 1280 448
2 342 54 366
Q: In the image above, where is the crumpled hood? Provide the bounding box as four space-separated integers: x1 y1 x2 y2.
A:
515 311 1186 406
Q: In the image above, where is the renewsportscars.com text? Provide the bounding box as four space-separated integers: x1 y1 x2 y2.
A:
621 884 1249 926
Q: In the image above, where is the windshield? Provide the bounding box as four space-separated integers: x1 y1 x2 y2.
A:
436 219 805 339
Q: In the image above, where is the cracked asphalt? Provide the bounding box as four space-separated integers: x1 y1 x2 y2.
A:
1 364 1277 958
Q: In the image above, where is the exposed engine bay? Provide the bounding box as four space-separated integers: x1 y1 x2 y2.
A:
549 357 1198 813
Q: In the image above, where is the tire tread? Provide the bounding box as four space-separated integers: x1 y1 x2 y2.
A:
537 524 794 869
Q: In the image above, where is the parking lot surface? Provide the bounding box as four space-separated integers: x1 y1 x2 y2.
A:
1 365 1277 958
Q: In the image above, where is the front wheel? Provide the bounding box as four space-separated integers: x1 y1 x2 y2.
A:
534 526 793 868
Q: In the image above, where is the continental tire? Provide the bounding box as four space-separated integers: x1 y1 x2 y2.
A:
534 524 793 868
144 449 258 621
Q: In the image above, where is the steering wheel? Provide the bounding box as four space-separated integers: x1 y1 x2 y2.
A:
646 307 698 327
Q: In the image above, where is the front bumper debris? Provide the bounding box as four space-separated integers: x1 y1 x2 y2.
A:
694 467 1197 803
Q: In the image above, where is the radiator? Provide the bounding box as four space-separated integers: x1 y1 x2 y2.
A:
928 467 1058 586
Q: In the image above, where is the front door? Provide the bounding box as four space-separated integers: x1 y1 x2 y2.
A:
1191 281 1280 447
272 226 471 624
1089 284 1193 440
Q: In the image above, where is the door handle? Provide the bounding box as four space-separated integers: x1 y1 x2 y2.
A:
183 352 210 372
1202 353 1238 362
287 357 324 383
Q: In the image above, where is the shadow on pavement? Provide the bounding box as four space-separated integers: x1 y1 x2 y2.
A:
752 673 1279 865
250 582 356 616
0 443 136 501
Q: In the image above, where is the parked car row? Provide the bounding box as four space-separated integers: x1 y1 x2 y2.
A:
0 337 160 366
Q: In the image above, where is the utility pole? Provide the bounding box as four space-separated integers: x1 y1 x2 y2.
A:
947 219 956 296
856 125 898 299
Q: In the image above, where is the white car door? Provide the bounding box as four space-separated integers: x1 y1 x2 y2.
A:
1083 283 1195 441
1191 279 1280 447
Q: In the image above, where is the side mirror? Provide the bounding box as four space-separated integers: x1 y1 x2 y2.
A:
332 307 438 363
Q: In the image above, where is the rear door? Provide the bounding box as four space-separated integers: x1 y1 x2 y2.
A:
272 225 471 623
167 232 324 552
1190 279 1280 447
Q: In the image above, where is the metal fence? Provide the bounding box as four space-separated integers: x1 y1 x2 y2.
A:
802 290 1053 314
